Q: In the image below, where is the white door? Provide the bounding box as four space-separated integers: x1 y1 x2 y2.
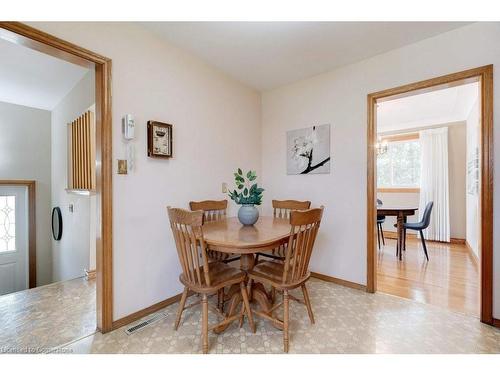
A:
0 186 28 295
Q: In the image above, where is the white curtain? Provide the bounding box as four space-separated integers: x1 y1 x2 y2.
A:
419 127 450 242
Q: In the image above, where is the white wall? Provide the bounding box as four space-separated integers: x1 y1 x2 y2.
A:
0 101 52 286
466 98 480 258
30 22 499 320
448 123 467 239
51 70 95 282
378 122 467 239
261 22 500 318
31 22 262 320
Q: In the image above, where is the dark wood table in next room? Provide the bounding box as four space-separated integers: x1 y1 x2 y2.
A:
377 206 418 261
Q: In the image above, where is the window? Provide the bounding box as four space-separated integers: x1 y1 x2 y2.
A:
0 195 16 252
377 137 421 189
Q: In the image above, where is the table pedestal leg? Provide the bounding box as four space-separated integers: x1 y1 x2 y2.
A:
214 253 276 333
396 214 404 261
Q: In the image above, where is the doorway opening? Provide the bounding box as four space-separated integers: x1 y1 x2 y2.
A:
0 22 113 344
366 66 493 325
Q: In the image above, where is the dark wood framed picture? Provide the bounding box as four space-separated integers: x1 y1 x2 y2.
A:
147 121 173 158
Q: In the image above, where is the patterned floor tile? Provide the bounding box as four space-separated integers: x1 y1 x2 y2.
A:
0 277 96 353
61 279 500 354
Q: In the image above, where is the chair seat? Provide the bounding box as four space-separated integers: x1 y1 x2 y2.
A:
180 262 245 292
403 222 424 230
248 260 309 289
377 216 385 224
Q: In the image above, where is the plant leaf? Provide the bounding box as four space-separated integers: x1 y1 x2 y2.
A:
238 168 242 175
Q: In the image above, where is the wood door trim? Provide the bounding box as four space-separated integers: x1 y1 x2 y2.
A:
0 180 36 288
367 65 494 325
0 22 114 333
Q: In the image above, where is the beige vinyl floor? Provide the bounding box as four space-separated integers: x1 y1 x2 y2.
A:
62 279 500 354
1 276 499 354
0 277 96 354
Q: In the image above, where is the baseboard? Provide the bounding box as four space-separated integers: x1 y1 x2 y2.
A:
112 291 188 331
382 231 465 245
465 241 479 268
85 269 96 280
493 318 500 329
311 272 366 291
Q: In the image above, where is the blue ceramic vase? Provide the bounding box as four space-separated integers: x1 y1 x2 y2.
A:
238 204 259 226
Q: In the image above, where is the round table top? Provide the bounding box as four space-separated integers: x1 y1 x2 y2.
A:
202 216 291 254
377 206 418 214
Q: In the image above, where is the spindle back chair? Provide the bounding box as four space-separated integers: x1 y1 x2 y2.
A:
248 206 324 352
168 207 254 353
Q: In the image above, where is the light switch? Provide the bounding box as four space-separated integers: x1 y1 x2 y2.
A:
222 182 228 193
117 159 128 175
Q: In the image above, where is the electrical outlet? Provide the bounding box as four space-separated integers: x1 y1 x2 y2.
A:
222 182 228 193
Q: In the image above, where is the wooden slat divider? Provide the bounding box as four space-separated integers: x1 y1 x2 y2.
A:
75 116 80 188
83 112 89 188
78 116 83 187
70 122 75 189
68 110 96 191
89 111 96 189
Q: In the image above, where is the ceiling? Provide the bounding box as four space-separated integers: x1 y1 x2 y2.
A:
0 38 89 111
142 22 470 91
377 82 480 133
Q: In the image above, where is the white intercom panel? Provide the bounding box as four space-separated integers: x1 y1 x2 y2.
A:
122 114 135 140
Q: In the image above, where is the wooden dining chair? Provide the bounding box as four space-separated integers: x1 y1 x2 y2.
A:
248 206 324 353
167 207 255 354
189 200 241 312
256 199 311 262
189 200 240 263
376 199 386 250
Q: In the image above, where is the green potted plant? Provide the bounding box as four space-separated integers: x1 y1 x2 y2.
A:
228 169 264 225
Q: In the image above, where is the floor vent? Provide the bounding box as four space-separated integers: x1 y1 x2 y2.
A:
125 312 167 335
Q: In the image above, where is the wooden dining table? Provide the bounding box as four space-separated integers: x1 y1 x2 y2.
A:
377 205 418 261
202 216 291 332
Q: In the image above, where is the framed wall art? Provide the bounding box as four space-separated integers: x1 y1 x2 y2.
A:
147 121 173 158
286 124 331 174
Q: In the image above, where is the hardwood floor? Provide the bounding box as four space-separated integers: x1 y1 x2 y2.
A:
377 236 479 317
